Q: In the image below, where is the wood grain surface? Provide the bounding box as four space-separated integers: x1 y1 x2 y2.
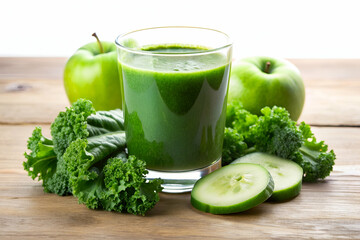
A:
0 58 359 239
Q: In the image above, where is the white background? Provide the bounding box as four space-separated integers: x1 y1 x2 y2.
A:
1 0 360 58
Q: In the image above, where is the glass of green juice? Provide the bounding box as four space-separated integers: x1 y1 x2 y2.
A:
115 26 232 193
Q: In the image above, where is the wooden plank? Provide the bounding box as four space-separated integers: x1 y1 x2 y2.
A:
0 125 359 239
299 79 360 126
0 171 359 240
0 57 67 80
0 58 359 126
292 59 360 82
0 79 68 124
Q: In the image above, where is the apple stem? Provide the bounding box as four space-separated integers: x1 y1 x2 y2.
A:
92 33 104 54
264 61 271 74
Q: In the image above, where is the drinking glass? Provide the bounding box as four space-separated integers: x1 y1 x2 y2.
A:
116 26 232 193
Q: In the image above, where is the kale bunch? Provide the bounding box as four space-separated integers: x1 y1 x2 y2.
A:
223 101 336 182
24 99 162 215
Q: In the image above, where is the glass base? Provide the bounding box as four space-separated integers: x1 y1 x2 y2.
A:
146 158 221 193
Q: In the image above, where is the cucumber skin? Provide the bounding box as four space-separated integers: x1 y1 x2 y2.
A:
268 180 302 202
191 166 274 214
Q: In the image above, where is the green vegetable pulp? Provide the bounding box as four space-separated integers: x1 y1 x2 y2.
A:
118 44 231 171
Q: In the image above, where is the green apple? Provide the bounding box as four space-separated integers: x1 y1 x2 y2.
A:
228 56 305 120
64 33 121 111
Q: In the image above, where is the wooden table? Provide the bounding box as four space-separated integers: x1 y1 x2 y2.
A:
0 58 359 239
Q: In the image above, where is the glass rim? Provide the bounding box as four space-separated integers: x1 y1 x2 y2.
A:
115 26 233 56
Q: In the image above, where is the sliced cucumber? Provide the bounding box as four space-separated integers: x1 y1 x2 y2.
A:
191 163 274 214
232 152 303 202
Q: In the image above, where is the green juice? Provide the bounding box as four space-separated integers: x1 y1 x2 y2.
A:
118 44 231 171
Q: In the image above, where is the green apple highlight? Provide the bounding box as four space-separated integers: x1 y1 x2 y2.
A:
228 56 305 121
64 33 122 111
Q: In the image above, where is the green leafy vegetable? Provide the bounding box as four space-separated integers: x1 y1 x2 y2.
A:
248 106 303 159
23 127 57 185
24 99 162 215
24 99 126 195
64 137 162 215
226 101 258 140
51 99 95 159
292 123 336 182
222 127 247 165
223 102 335 182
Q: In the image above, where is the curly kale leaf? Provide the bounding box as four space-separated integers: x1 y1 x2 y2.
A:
222 127 248 165
226 101 258 140
103 156 163 215
226 100 243 127
43 162 71 195
51 99 96 159
24 99 126 196
64 135 162 215
249 106 303 159
23 127 57 183
23 126 72 195
35 99 94 195
291 122 336 182
222 102 258 165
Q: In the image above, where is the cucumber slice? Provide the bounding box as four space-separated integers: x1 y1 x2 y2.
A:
191 163 274 214
232 152 303 202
